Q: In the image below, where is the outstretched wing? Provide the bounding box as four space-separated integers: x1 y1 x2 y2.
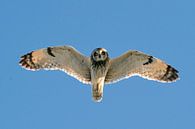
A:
105 50 179 84
19 45 91 84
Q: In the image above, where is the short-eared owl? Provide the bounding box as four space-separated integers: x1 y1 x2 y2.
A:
19 45 179 102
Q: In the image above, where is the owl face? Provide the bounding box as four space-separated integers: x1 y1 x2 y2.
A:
91 48 108 62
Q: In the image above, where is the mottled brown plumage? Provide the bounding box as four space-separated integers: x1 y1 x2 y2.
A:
19 45 179 102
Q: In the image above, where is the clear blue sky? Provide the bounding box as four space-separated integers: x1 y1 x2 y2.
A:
0 0 194 129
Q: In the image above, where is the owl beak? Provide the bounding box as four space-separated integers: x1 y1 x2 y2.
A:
99 55 101 58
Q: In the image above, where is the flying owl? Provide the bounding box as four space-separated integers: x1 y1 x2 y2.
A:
19 45 179 102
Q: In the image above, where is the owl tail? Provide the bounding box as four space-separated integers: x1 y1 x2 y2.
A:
92 83 104 102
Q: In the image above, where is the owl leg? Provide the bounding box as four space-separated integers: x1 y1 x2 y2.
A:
92 82 104 102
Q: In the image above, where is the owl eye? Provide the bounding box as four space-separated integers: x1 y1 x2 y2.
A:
102 51 106 55
94 52 98 56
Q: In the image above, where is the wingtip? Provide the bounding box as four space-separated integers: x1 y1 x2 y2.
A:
160 65 179 82
19 52 40 71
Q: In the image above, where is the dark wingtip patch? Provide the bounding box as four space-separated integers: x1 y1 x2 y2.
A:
19 51 39 70
47 47 55 57
161 65 179 82
143 56 153 65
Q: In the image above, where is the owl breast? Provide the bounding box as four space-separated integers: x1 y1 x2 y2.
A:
90 60 109 82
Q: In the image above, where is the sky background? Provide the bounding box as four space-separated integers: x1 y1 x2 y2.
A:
0 0 195 129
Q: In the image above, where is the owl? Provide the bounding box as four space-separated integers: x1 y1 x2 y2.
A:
19 45 179 102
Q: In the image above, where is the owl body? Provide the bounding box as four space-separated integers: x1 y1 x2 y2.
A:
90 53 110 102
19 45 179 102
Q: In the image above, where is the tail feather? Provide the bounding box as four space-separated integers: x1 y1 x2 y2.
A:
92 83 104 102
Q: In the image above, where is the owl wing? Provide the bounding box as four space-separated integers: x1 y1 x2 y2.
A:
105 50 179 84
19 45 91 84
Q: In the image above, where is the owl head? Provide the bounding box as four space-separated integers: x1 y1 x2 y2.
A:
91 48 109 62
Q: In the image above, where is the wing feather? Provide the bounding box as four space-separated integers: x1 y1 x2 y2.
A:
105 50 179 84
19 45 91 84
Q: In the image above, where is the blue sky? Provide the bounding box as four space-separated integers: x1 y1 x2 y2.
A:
0 0 195 129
